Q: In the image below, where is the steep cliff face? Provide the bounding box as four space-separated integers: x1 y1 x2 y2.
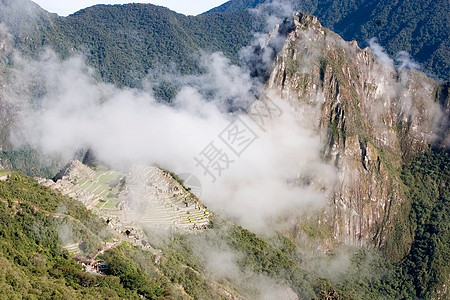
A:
0 33 14 169
267 13 445 248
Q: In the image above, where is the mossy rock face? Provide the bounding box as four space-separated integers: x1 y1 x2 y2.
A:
264 13 449 298
268 13 444 249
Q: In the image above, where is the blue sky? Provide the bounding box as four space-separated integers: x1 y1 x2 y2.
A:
32 1 229 16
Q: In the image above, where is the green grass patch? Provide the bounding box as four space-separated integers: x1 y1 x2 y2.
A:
84 182 104 193
0 170 10 177
97 173 122 185
103 200 119 209
95 200 106 208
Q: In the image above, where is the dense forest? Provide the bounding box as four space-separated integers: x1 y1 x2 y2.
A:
2 0 447 91
209 0 450 81
55 5 255 88
396 149 450 298
1 1 256 91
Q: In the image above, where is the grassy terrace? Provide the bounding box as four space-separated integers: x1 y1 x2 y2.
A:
0 170 10 177
63 168 124 214
72 170 123 198
94 198 120 210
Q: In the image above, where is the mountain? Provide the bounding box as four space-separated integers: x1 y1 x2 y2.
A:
4 156 446 299
0 1 256 90
0 1 256 166
261 13 449 297
207 0 450 81
267 12 447 247
0 172 261 299
0 172 174 299
0 1 449 299
55 4 257 88
207 0 267 14
2 0 447 88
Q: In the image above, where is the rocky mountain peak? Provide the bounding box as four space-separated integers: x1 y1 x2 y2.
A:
266 12 447 250
293 12 320 30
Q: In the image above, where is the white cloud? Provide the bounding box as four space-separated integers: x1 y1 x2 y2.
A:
3 0 337 234
395 51 420 71
368 37 394 67
6 47 334 233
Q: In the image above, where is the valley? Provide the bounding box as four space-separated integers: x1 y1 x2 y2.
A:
0 1 448 299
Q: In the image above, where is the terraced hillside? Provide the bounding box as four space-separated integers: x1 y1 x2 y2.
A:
120 166 210 231
0 172 231 299
37 161 211 236
37 160 123 210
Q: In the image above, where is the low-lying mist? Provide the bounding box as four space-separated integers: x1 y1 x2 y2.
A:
2 0 341 234
6 49 333 235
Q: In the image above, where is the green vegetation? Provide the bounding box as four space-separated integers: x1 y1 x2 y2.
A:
0 2 448 298
331 149 449 299
0 172 177 299
0 147 63 178
13 0 447 94
396 149 450 298
301 221 332 239
207 0 266 14
13 3 256 94
103 199 120 209
208 0 449 81
70 169 123 201
327 248 415 299
200 149 447 299
215 222 409 299
156 234 228 299
343 149 450 299
0 152 447 299
226 225 317 297
99 244 171 299
0 172 243 299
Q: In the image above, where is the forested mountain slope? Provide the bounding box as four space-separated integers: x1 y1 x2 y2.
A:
1 161 447 299
2 0 447 87
55 4 255 88
0 1 256 89
208 0 450 81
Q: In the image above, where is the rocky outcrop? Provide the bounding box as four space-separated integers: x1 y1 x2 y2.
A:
53 160 96 182
0 33 14 151
267 13 446 248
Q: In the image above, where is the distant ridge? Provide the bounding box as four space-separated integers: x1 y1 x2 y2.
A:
206 0 450 81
